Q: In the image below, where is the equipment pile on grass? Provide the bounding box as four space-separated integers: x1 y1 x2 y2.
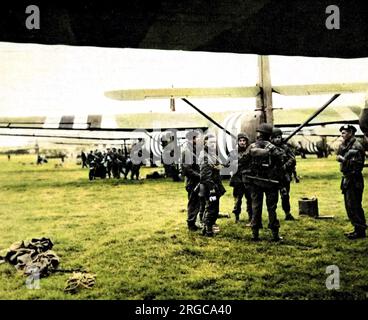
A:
0 237 59 277
0 237 96 294
64 272 96 294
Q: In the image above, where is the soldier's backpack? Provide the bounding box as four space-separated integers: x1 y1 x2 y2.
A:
0 238 60 278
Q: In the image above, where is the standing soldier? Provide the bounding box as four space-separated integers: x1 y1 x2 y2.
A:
181 131 202 231
271 128 296 221
161 132 181 182
337 125 366 239
199 132 226 237
243 123 285 241
130 139 144 180
227 133 253 223
81 151 87 168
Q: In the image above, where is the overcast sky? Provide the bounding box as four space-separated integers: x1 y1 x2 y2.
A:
1 42 368 117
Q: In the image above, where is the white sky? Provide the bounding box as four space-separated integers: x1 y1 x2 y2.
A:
1 42 368 117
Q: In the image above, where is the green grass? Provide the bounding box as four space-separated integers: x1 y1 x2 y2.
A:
0 155 367 300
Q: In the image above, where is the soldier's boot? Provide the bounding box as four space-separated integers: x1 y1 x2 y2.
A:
188 223 199 231
285 213 295 221
271 229 283 242
346 228 366 240
251 229 260 241
344 230 356 236
202 225 214 237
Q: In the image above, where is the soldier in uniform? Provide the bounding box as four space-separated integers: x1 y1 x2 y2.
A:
181 131 202 231
227 133 253 223
81 151 87 168
271 128 296 221
337 124 366 239
243 123 285 241
199 132 226 237
130 140 144 180
161 132 181 182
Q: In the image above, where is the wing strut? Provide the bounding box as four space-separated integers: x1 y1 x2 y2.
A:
181 98 237 139
284 94 340 143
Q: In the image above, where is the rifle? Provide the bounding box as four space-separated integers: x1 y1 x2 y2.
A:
243 174 279 185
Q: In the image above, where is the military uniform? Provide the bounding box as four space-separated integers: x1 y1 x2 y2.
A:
199 141 226 236
337 127 366 238
243 124 285 241
227 133 253 222
181 141 201 230
272 128 296 220
81 151 87 168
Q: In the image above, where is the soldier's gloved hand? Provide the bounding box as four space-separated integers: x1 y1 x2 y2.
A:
336 155 345 162
209 189 217 202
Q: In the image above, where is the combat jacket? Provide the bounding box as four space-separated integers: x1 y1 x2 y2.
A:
198 149 226 197
243 139 285 189
277 143 296 183
181 143 200 190
337 138 365 190
226 147 248 186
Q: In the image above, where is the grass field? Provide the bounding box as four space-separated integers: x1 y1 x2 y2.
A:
0 154 368 300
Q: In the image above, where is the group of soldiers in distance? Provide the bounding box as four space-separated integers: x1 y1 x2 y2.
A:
181 123 366 240
80 147 142 180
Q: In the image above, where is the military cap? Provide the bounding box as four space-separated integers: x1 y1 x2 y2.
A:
339 124 357 133
256 123 273 135
272 127 283 137
237 132 249 141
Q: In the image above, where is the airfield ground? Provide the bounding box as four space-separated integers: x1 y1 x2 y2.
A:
0 155 367 299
